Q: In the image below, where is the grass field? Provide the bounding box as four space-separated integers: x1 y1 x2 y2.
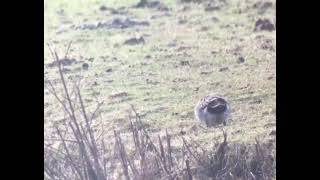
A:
44 0 276 178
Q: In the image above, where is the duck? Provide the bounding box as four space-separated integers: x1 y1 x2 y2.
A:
194 95 230 127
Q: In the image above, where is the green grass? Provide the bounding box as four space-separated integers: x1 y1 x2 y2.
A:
44 0 276 148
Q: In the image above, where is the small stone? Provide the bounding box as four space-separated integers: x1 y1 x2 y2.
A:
237 56 245 63
105 80 114 83
99 5 107 11
82 63 89 70
269 130 276 136
200 26 209 31
172 112 179 116
252 99 262 104
109 92 128 99
253 2 273 14
267 76 274 80
254 19 275 31
211 50 218 54
204 3 221 12
219 67 229 72
261 39 274 51
180 130 186 135
180 60 190 66
106 68 112 72
200 71 213 75
124 36 145 45
178 19 187 25
211 17 219 23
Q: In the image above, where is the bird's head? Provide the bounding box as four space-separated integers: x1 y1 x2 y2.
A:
206 97 228 114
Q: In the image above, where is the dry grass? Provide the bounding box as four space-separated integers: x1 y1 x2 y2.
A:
44 0 276 179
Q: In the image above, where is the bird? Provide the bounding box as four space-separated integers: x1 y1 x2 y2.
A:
194 95 230 127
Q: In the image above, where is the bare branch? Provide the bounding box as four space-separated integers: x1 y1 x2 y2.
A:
64 41 73 59
55 126 84 180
